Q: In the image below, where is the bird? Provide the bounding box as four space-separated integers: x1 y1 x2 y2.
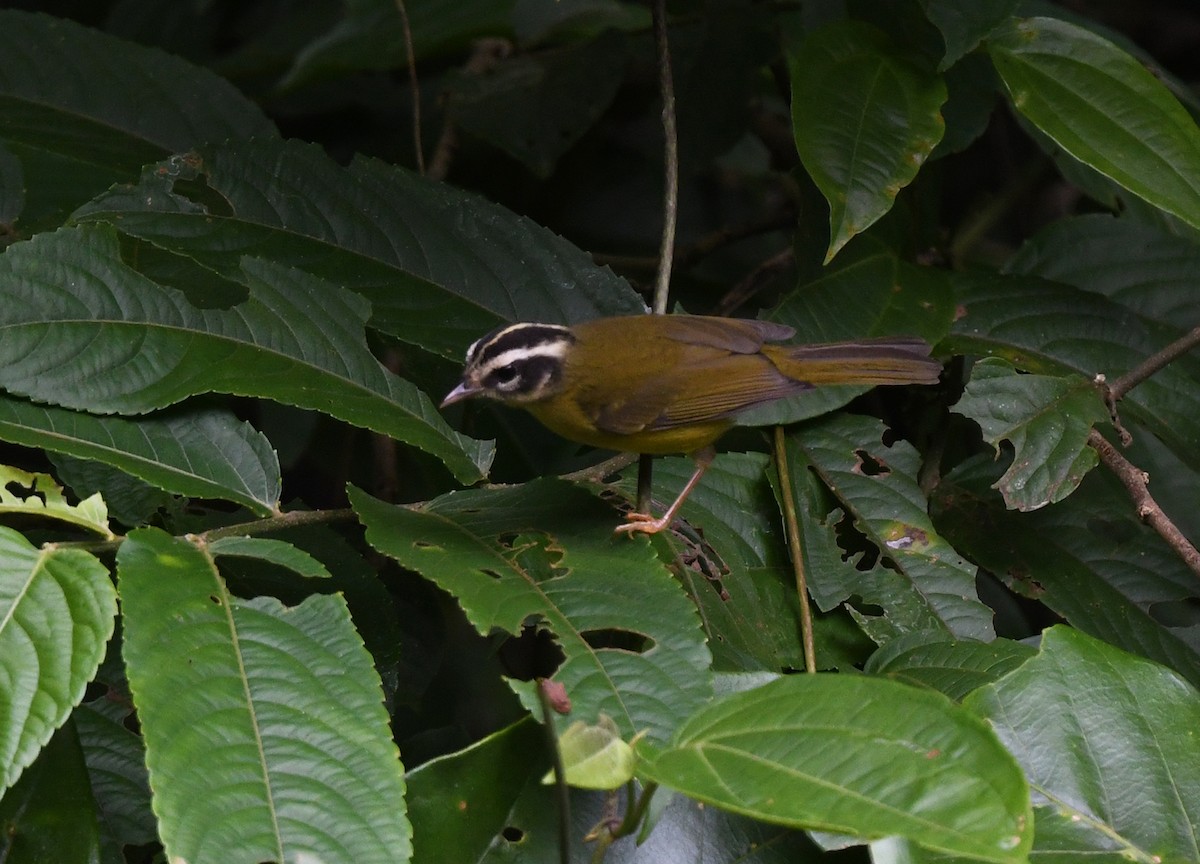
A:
441 314 941 535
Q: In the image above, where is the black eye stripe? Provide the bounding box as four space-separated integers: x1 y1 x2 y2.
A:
482 354 562 393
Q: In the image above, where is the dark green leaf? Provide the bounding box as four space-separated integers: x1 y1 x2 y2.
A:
967 627 1200 863
351 480 713 743
0 401 281 516
512 0 650 46
787 414 994 642
0 224 493 484
952 358 1108 510
75 698 156 850
119 527 411 864
948 272 1200 473
935 457 1200 687
865 634 1036 700
1006 213 1200 328
0 723 102 864
920 0 1019 69
75 139 644 360
989 16 1200 233
448 32 627 177
789 22 947 261
0 528 115 794
639 675 1031 861
0 9 273 229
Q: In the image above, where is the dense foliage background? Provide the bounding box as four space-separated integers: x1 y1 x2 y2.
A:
0 0 1199 862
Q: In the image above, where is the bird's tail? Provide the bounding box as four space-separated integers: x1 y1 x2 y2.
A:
769 337 942 386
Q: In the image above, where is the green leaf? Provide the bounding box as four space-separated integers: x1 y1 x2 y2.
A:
0 527 115 794
988 17 1200 232
544 714 635 790
0 465 112 537
0 224 493 485
743 254 955 427
406 718 546 864
638 675 1031 861
967 626 1200 863
0 723 103 864
0 9 274 229
920 0 1020 69
865 635 1037 701
207 536 332 580
786 414 994 642
351 480 713 744
935 457 1200 688
0 401 281 516
118 528 410 864
952 358 1109 510
948 272 1200 473
448 31 627 177
284 0 512 87
51 453 177 528
75 698 156 850
75 139 644 360
789 22 947 261
1006 213 1200 328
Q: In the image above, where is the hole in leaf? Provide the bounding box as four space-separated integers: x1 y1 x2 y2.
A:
5 480 45 506
845 596 884 618
209 594 222 605
852 449 890 476
581 629 653 654
1149 597 1200 627
481 568 502 581
499 622 564 680
501 826 524 843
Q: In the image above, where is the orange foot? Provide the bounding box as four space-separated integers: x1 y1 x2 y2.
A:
613 511 672 536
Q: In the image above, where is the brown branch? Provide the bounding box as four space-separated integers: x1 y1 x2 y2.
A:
710 246 794 317
650 0 678 316
1088 430 1200 579
1108 325 1200 401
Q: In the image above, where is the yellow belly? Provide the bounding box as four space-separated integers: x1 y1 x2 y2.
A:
525 400 732 455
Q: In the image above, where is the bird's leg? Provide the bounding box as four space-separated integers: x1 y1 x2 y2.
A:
614 447 715 536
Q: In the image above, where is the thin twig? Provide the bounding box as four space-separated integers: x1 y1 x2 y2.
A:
1088 430 1200 579
536 681 572 864
1108 325 1200 401
773 427 816 673
394 0 425 175
710 246 795 317
200 508 358 542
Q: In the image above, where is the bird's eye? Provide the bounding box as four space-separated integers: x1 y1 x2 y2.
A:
490 366 520 388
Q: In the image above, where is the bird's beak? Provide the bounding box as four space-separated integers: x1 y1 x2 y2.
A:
440 382 480 408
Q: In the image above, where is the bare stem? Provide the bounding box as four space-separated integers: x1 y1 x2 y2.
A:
199 508 358 542
1088 430 1200 579
394 0 424 175
773 427 816 673
536 681 572 864
1108 325 1200 401
651 0 678 316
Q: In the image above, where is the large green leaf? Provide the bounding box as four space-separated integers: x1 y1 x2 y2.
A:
785 414 994 643
0 224 492 484
952 358 1109 510
947 272 1200 472
0 9 273 230
351 480 713 743
0 400 281 516
639 675 1031 861
789 22 947 261
989 17 1200 232
0 528 115 794
935 457 1200 687
0 723 102 864
1006 213 1200 328
967 627 1200 863
118 528 410 864
74 138 643 361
